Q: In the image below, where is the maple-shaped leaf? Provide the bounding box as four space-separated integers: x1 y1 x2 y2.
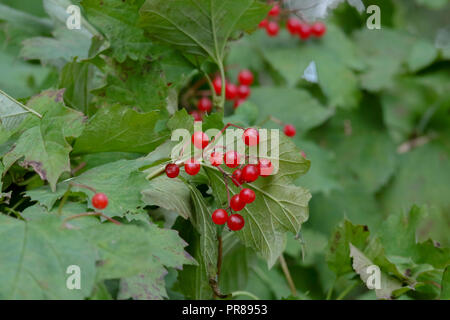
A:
2 90 85 191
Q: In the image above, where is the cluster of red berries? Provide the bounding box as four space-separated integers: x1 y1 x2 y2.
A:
258 2 327 40
213 69 254 109
164 128 275 231
92 192 109 210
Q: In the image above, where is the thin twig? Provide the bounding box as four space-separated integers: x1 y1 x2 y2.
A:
62 211 121 228
279 254 297 297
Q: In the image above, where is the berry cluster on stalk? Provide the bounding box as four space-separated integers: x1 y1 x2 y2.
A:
258 1 327 40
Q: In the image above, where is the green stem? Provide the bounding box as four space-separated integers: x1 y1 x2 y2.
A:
336 282 358 300
231 291 260 300
279 254 297 297
58 185 72 216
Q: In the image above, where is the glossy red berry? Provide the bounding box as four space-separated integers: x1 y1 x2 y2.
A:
258 19 268 29
311 22 326 37
165 163 180 178
224 151 240 168
92 193 108 210
233 99 245 109
197 97 212 112
268 4 280 17
209 151 223 167
258 158 274 177
212 209 228 225
213 77 222 95
238 69 254 86
298 23 311 40
189 110 203 121
284 124 296 137
230 194 246 211
192 131 209 149
237 85 251 99
242 164 260 183
242 128 259 146
240 188 256 204
231 169 244 186
184 158 201 176
225 83 238 100
286 17 300 35
266 21 279 37
227 214 245 231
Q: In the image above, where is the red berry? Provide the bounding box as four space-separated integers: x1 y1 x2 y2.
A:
242 128 259 146
284 124 296 137
311 22 326 37
224 151 240 168
237 85 251 99
227 214 245 231
242 164 260 182
189 110 203 121
213 77 222 95
233 99 245 109
231 169 244 187
298 23 311 40
230 194 246 211
192 131 209 149
212 209 228 225
266 21 279 37
225 83 238 100
258 19 268 29
184 158 201 176
268 4 280 17
209 151 223 167
238 69 254 86
240 188 256 204
258 158 273 177
197 97 212 112
92 193 108 210
165 163 180 178
286 17 300 35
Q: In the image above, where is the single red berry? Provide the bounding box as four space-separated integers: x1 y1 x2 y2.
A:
242 128 259 146
224 151 241 168
242 164 260 182
184 158 201 176
213 77 222 95
234 99 246 109
240 188 256 204
258 158 274 177
298 23 311 40
284 124 296 137
230 194 246 211
311 21 326 37
238 69 254 86
258 19 268 29
212 209 228 225
286 17 300 35
165 163 180 178
237 85 251 99
268 3 280 17
209 151 223 167
266 21 279 37
192 131 209 149
227 213 245 231
92 193 108 210
197 97 212 112
225 83 238 100
189 110 203 121
232 169 244 187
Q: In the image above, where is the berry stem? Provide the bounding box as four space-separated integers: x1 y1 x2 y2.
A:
69 182 97 193
62 211 121 228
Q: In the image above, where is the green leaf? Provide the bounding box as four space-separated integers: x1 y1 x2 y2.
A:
249 87 333 132
0 215 97 299
142 175 192 219
81 0 154 62
139 0 269 63
26 158 150 217
73 105 169 155
2 91 85 190
0 89 42 131
407 40 438 72
118 265 168 300
441 266 450 300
